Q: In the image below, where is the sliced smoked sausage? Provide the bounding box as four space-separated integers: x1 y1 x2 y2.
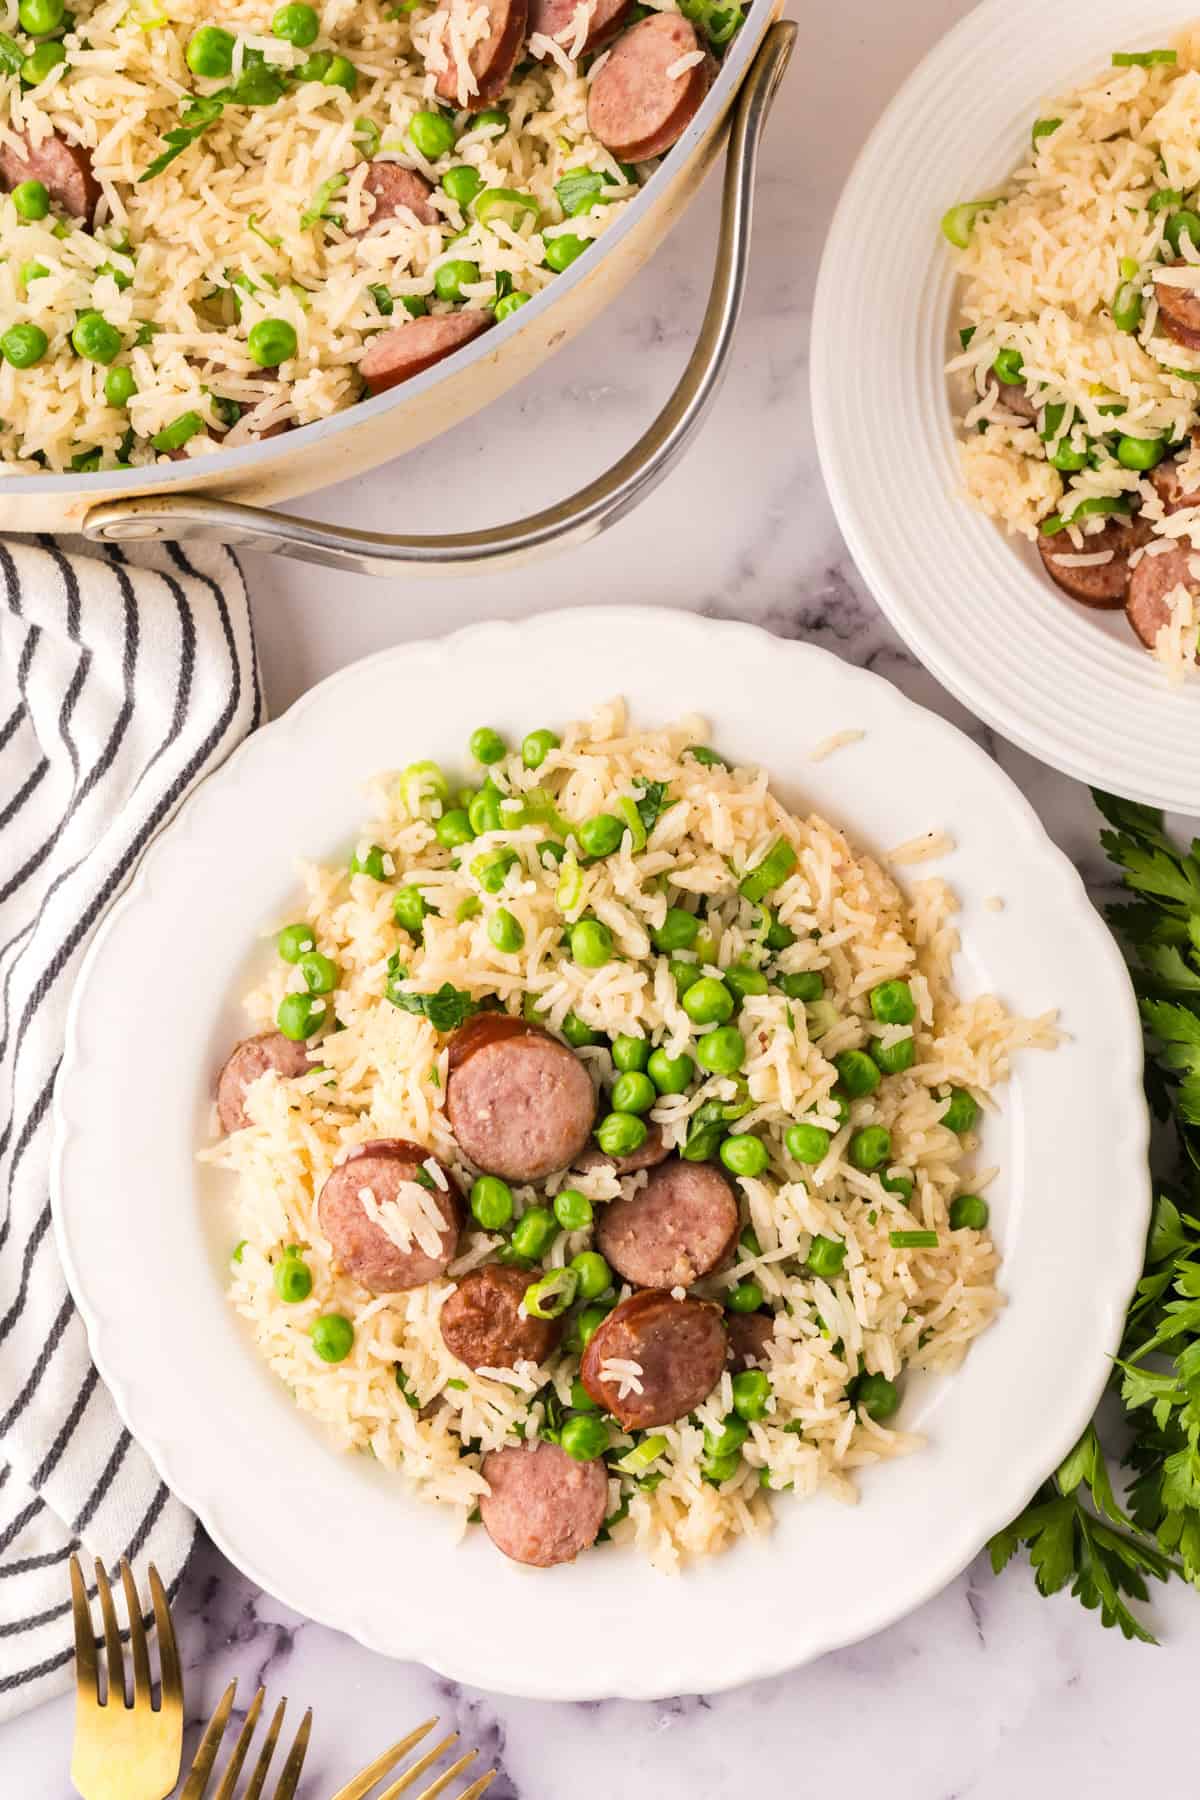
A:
479 1440 608 1567
446 1015 596 1182
1154 263 1200 349
580 1289 727 1429
440 1264 562 1370
216 1031 312 1133
317 1138 462 1292
1125 541 1200 650
574 1118 671 1176
587 14 714 163
726 1310 775 1370
0 130 100 224
596 1156 738 1289
985 369 1038 423
1037 512 1152 609
432 0 527 106
530 0 631 54
354 161 438 233
1151 440 1200 512
360 311 492 396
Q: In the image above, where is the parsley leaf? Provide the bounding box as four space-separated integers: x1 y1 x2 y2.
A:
633 778 674 837
680 1097 752 1161
386 970 478 1032
0 31 25 73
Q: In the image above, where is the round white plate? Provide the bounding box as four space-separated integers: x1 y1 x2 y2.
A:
54 608 1148 1699
811 0 1200 812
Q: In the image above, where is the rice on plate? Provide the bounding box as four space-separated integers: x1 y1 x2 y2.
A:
204 701 1057 1573
942 29 1200 684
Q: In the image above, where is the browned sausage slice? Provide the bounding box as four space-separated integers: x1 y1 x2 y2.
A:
318 1138 462 1292
479 1441 608 1567
1037 513 1152 610
1154 263 1200 348
1151 441 1200 512
432 0 528 105
1126 542 1200 650
446 1017 596 1182
574 1118 671 1176
726 1310 774 1370
580 1290 727 1429
216 1031 311 1133
588 14 714 163
0 130 100 224
440 1264 562 1369
354 161 438 233
360 311 492 396
596 1157 738 1289
985 369 1038 423
529 0 631 53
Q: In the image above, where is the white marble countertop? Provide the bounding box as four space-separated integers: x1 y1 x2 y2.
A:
11 0 1200 1789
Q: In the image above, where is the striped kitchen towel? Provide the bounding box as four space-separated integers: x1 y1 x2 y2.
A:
0 534 262 1719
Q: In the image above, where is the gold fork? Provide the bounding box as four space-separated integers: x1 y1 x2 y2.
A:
330 1717 498 1800
182 1679 312 1799
69 1554 184 1800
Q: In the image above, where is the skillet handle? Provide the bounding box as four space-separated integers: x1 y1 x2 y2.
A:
84 21 796 577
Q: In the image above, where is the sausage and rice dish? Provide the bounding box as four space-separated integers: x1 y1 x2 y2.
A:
205 703 1055 1572
0 0 739 473
943 32 1200 681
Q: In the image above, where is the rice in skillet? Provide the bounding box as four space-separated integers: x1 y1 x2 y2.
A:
203 701 1056 1572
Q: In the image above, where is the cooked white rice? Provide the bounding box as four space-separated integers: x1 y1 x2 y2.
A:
203 701 1058 1572
943 32 1200 680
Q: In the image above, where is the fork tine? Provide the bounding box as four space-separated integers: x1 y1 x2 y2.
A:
149 1562 183 1717
241 1696 286 1800
181 1680 238 1800
376 1734 459 1800
119 1560 152 1710
70 1554 99 1704
94 1561 125 1708
453 1775 498 1800
212 1686 265 1800
328 1719 439 1800
409 1749 478 1800
270 1706 312 1800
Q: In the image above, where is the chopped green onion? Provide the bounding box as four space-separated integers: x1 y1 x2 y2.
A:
615 1434 669 1475
940 200 1002 248
523 1268 579 1319
889 1230 940 1249
556 851 584 913
1112 48 1176 67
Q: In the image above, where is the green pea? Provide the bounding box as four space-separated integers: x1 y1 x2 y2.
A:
554 1187 593 1231
1167 209 1200 255
726 1280 763 1314
560 1011 598 1048
21 261 49 286
880 1170 914 1201
560 1414 609 1461
350 843 387 879
647 1047 694 1094
435 808 473 849
1 324 48 369
720 1134 769 1178
569 1250 611 1299
277 992 325 1040
494 290 530 322
441 164 483 207
834 1049 880 1098
296 48 332 78
1048 437 1089 473
777 969 824 1002
739 838 797 904
702 1450 742 1486
470 106 508 133
705 1415 749 1460
571 1377 599 1411
940 1086 978 1134
392 885 428 934
949 1193 989 1230
277 923 313 963
322 53 357 90
1116 434 1167 471
151 411 204 453
11 179 49 222
488 907 524 953
510 1204 557 1260
578 812 624 857
470 1174 513 1231
274 1253 312 1303
299 950 339 995
311 1312 354 1362
671 960 703 999
611 1070 655 1115
186 24 236 77
682 977 734 1026
71 312 121 365
992 347 1024 385
21 39 66 82
456 896 481 923
576 1303 610 1349
409 108 457 159
434 258 479 302
651 907 699 952
468 785 504 834
731 1369 771 1421
247 318 297 367
1111 279 1143 335
103 364 137 407
612 1034 650 1073
869 979 915 1025
570 919 612 968
828 1089 851 1129
785 1121 830 1165
871 1035 915 1076
272 1 319 43
596 1111 647 1157
545 232 588 272
695 1026 745 1076
726 961 768 1000
469 726 506 764
806 1234 846 1279
853 1372 899 1420
521 727 559 768
848 1125 891 1172
19 0 64 31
